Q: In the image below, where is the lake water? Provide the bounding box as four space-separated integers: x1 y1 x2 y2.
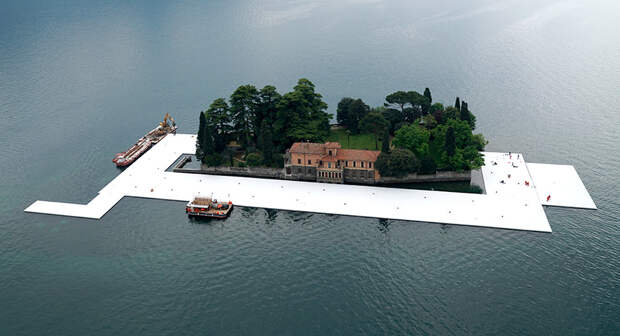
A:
1 0 619 334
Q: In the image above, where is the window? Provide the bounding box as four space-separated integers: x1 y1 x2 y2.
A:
297 159 301 164
308 160 311 165
353 161 356 167
361 161 364 168
328 150 332 156
328 162 331 168
345 161 348 167
369 162 372 169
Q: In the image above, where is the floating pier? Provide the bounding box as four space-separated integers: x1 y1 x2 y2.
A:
24 134 596 232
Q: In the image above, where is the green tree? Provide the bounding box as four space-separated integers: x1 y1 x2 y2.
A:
274 79 330 149
445 126 456 156
359 111 388 149
459 101 476 130
423 87 432 104
230 84 259 148
245 152 263 167
336 97 369 133
375 152 391 176
381 106 405 135
405 91 427 121
430 103 445 124
337 97 354 126
196 111 207 161
349 99 370 133
257 119 274 166
255 85 281 140
392 124 430 158
432 119 485 171
444 106 460 121
422 114 437 129
205 98 231 152
388 148 419 177
419 156 437 174
384 91 409 114
455 97 461 111
381 127 391 153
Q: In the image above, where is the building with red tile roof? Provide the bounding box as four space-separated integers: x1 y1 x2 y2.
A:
285 142 381 184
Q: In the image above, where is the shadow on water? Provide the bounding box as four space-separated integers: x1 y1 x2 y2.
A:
377 218 391 233
188 216 222 225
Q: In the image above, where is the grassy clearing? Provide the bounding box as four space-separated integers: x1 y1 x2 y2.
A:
328 129 383 150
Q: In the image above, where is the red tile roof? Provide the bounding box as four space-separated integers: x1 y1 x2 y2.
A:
289 142 380 163
290 142 329 154
336 149 381 162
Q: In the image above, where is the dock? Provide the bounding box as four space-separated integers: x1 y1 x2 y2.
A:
24 134 596 232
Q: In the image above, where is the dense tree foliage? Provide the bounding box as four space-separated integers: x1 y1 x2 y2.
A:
205 98 231 152
274 79 331 149
196 78 330 168
230 85 259 149
383 90 431 132
359 111 389 150
392 124 430 159
374 89 486 176
197 82 486 173
336 97 369 134
375 148 419 177
431 119 486 171
381 127 391 154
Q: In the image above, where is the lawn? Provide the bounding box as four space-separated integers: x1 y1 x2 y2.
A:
328 128 383 150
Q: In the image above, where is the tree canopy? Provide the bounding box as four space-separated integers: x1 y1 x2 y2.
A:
359 111 388 150
337 97 369 134
392 124 430 159
196 78 330 168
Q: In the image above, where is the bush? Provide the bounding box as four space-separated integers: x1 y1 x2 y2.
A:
245 152 263 167
419 156 437 174
375 152 391 176
389 148 419 177
204 153 223 167
271 153 284 168
376 148 418 177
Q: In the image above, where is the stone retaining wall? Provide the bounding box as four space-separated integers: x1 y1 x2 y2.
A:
377 171 471 184
175 165 285 179
176 165 470 184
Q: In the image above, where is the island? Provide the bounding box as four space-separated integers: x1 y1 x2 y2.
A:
24 81 597 232
192 78 487 187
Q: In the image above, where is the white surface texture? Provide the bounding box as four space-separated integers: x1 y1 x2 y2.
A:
24 134 596 232
527 163 597 209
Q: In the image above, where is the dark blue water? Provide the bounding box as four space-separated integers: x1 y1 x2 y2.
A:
1 1 619 334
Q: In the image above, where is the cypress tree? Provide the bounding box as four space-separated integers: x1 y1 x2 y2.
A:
258 120 274 166
201 122 215 159
460 101 471 124
381 127 391 154
423 88 432 104
445 126 456 156
455 97 461 111
196 111 207 160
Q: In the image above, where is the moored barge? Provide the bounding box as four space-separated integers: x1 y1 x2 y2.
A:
113 113 177 167
186 197 233 219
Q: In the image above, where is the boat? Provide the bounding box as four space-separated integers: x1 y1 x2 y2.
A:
186 197 233 219
113 113 177 167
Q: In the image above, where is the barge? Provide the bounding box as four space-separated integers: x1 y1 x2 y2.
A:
113 113 177 167
186 197 233 219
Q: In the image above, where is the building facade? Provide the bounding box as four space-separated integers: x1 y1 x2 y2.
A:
285 142 381 184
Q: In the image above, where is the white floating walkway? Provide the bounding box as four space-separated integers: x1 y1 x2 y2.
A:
24 134 596 232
